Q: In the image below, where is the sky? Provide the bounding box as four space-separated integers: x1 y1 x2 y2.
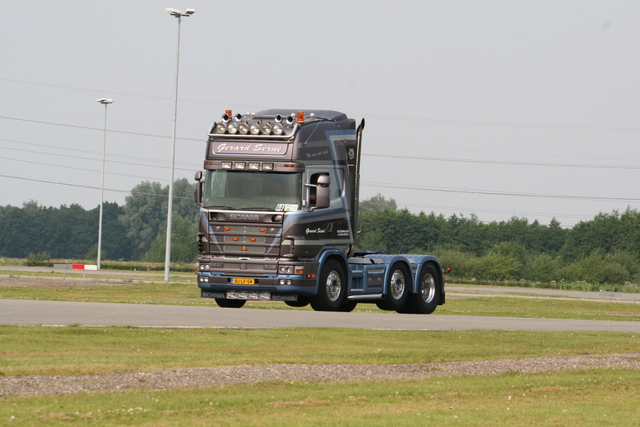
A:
1 0 639 228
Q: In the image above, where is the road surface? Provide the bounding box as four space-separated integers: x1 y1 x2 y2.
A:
1 299 639 332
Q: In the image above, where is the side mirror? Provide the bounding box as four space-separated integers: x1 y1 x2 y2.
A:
194 171 203 204
194 182 203 204
315 185 330 210
306 173 330 211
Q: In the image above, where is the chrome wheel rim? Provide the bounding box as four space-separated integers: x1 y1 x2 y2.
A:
420 273 436 303
389 269 406 300
326 270 342 302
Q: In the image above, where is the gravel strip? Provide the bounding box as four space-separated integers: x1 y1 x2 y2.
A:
2 352 639 397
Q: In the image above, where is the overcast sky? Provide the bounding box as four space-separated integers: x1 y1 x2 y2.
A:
2 1 639 228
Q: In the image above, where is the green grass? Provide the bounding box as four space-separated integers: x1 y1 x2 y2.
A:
2 369 639 426
1 326 638 377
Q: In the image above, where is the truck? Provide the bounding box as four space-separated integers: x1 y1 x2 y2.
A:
194 109 445 314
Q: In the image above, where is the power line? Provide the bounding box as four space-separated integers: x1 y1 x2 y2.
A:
0 173 193 200
364 153 640 171
0 155 168 182
361 181 640 202
0 115 202 142
4 77 640 133
0 139 199 172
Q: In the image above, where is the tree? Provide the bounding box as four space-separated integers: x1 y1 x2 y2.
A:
359 193 397 214
119 179 199 260
143 215 197 263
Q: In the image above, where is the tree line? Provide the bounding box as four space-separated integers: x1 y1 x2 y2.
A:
357 194 640 287
1 186 639 286
0 179 199 263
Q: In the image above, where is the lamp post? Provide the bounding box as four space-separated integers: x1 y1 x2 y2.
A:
165 7 195 282
96 98 113 270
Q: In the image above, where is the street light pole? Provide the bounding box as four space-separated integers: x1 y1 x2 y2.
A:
96 98 113 270
165 8 195 282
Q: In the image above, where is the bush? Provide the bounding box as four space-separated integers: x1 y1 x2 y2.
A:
524 253 560 283
24 252 53 267
559 253 630 285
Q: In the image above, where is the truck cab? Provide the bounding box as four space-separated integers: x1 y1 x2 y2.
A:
195 109 445 313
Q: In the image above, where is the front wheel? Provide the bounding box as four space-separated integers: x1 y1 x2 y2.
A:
215 298 246 308
403 264 440 314
311 259 346 311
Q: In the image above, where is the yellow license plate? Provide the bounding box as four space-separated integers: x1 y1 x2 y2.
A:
233 278 255 285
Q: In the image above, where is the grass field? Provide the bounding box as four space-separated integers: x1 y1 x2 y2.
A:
3 369 640 426
1 272 639 425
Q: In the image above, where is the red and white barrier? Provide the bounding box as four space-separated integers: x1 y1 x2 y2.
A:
71 264 98 271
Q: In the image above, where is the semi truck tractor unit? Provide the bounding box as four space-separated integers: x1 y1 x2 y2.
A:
194 109 445 314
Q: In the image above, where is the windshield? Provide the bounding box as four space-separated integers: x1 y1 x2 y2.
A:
202 170 302 211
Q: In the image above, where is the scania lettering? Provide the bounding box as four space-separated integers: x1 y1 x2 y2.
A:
194 109 446 313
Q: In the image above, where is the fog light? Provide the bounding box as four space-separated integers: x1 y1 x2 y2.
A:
215 122 227 134
227 122 238 134
261 123 273 135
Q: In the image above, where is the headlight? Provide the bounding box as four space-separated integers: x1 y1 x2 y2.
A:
215 122 227 134
227 122 238 134
273 123 284 135
238 122 249 135
261 123 273 135
250 122 261 135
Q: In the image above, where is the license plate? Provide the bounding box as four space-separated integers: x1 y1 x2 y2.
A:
233 278 255 285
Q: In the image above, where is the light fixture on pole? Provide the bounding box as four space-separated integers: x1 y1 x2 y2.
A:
96 98 113 270
165 7 195 282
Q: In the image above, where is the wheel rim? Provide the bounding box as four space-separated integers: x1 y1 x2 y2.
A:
420 273 436 303
325 270 342 302
389 269 406 300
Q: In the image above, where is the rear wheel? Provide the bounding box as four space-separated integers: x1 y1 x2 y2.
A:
215 298 246 308
311 259 346 311
404 264 440 314
376 262 409 311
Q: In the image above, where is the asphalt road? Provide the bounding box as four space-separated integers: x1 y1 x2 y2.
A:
1 299 639 332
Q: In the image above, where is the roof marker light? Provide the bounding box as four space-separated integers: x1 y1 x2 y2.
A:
297 111 305 123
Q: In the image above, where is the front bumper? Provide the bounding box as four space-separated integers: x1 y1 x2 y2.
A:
197 272 316 301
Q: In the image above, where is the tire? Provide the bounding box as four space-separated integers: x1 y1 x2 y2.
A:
338 300 357 312
376 262 410 311
404 263 440 314
311 259 346 311
215 298 246 308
